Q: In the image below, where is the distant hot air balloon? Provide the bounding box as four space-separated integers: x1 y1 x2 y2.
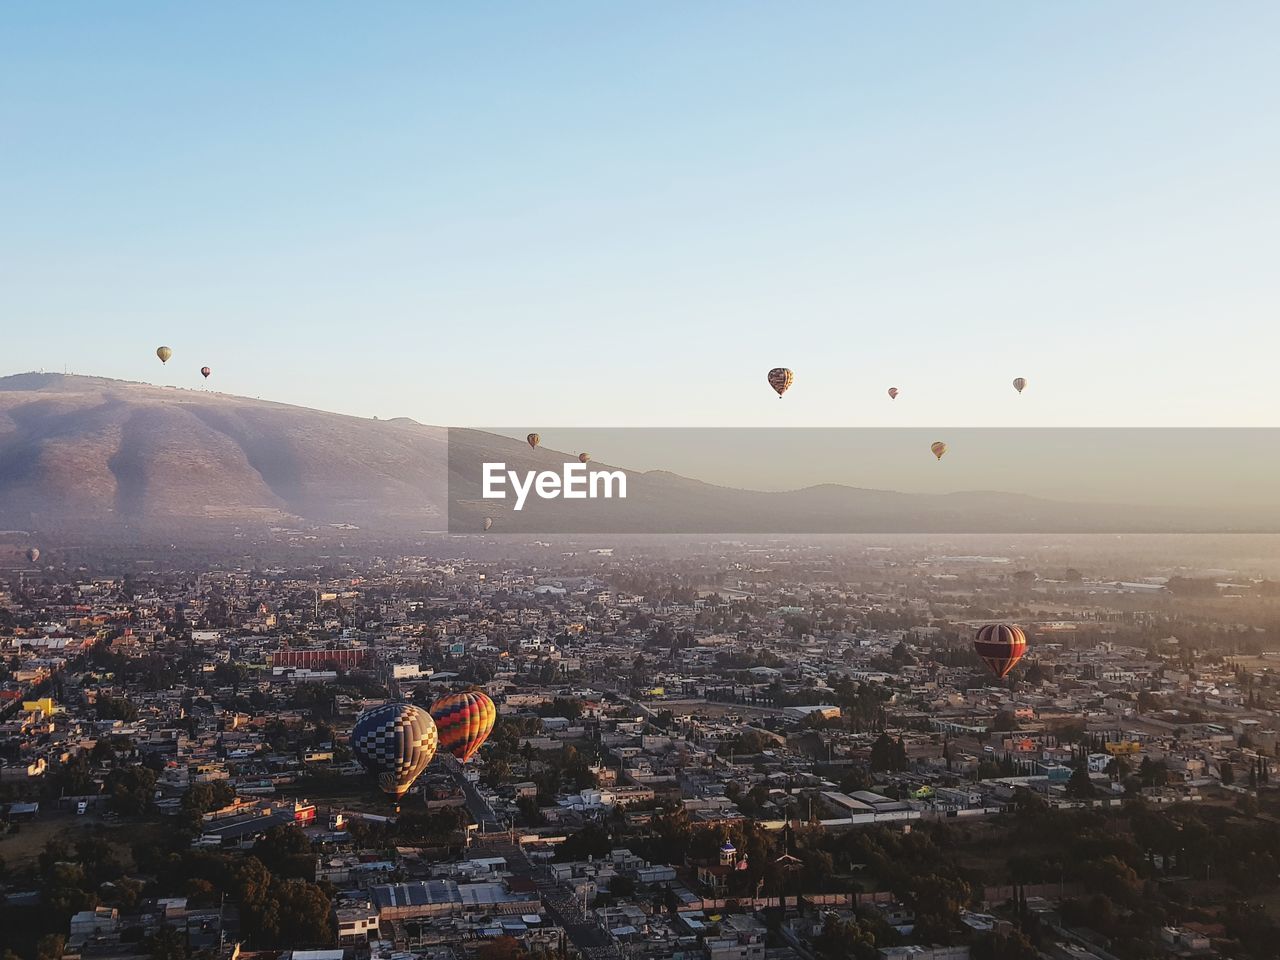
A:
430 690 497 763
930 441 947 461
1013 377 1027 394
483 517 494 531
351 703 438 798
887 387 899 400
156 346 173 364
974 623 1028 679
527 433 541 450
578 452 591 463
201 366 211 379
767 367 794 398
26 548 40 563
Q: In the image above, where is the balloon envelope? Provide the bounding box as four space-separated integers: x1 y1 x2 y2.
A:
767 367 794 397
26 548 39 563
201 366 211 379
527 433 540 450
1013 377 1027 394
483 517 494 531
930 441 947 460
974 623 1028 679
156 346 173 364
430 691 497 763
888 387 899 400
578 452 591 463
351 703 438 798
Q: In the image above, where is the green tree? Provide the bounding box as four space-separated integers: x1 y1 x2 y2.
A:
248 879 334 948
1065 762 1097 799
144 925 187 960
869 733 907 773
814 913 882 960
252 825 313 879
105 766 157 816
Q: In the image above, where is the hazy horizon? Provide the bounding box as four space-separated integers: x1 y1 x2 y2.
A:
5 372 1279 520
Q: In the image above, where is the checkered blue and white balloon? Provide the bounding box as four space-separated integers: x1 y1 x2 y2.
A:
351 702 438 798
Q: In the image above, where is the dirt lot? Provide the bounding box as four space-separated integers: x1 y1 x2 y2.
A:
0 809 135 876
0 813 83 872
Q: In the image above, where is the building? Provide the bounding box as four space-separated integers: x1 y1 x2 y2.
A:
271 648 371 670
370 880 540 922
785 704 841 722
706 914 767 960
336 903 381 944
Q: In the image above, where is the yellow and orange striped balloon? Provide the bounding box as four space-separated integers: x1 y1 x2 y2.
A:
429 690 496 763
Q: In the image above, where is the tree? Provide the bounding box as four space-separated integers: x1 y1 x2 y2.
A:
35 935 65 960
991 712 1018 732
248 879 334 947
908 873 970 942
185 878 218 908
1080 856 1141 908
144 924 188 960
972 931 1039 960
813 913 882 960
1138 757 1169 788
556 823 611 862
1065 762 1097 799
252 825 313 879
96 696 138 722
105 766 157 816
180 782 236 827
515 794 545 826
869 733 907 773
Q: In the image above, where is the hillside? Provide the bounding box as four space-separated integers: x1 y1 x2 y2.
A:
0 373 447 538
0 373 1231 542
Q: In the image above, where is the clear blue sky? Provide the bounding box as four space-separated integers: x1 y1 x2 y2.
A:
3 3 1277 427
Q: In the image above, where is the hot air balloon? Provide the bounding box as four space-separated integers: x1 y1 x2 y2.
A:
201 367 211 379
767 368 794 398
973 623 1028 679
1013 377 1027 394
527 433 541 450
26 548 40 563
351 703 438 798
578 452 591 463
888 387 899 400
930 441 947 461
156 346 173 364
483 517 494 531
430 691 497 763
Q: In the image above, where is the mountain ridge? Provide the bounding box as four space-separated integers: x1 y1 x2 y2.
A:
0 373 1248 540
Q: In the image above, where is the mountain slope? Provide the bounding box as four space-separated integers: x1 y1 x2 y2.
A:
0 373 447 536
0 373 1238 540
